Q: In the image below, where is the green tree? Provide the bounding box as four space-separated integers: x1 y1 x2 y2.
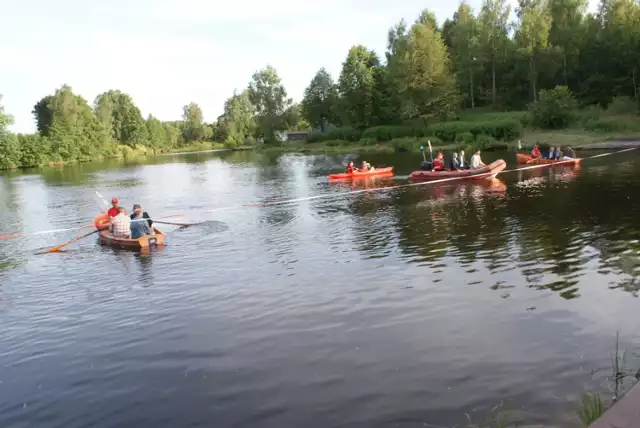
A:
219 90 257 147
0 95 21 169
301 68 339 132
449 2 481 108
146 114 167 149
516 0 552 101
478 0 512 106
181 102 207 143
93 90 148 147
547 0 587 86
337 45 380 129
248 65 292 142
400 21 459 120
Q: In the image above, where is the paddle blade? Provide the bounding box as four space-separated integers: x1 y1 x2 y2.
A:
39 229 100 254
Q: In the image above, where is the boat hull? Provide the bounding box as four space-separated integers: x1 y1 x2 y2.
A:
409 159 507 182
98 228 165 251
517 153 582 165
329 167 394 180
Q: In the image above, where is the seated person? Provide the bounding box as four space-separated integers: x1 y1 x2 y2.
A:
450 152 460 170
432 152 445 171
110 207 131 238
130 206 152 239
531 144 541 158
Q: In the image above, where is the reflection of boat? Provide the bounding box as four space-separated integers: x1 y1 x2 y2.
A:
98 228 165 251
329 167 394 180
329 175 394 189
409 160 506 182
517 153 582 165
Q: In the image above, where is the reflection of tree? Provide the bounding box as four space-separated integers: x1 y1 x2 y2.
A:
0 175 25 272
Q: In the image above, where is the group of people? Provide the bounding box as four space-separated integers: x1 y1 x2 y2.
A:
530 144 576 160
422 149 486 171
346 160 375 173
107 198 154 239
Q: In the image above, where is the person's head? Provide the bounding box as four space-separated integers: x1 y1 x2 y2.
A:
111 198 119 207
460 150 465 155
453 152 458 158
117 207 126 215
132 204 142 216
437 152 443 159
349 161 354 166
476 149 481 155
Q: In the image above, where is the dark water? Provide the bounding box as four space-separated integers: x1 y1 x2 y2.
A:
1 149 640 428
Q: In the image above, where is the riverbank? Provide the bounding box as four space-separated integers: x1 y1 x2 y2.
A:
259 130 640 155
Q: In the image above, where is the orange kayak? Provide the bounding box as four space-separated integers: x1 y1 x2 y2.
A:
409 159 507 182
329 167 394 180
517 153 582 165
98 227 165 251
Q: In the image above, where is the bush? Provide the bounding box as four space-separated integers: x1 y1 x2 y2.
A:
456 131 475 144
606 96 637 115
361 125 427 141
427 119 522 142
325 140 346 147
529 85 577 129
577 105 603 126
391 137 417 153
327 127 361 142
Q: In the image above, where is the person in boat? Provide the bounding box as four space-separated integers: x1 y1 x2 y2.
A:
459 150 469 169
346 161 358 174
564 146 576 159
130 204 153 227
531 144 541 158
432 152 445 171
361 161 372 171
547 146 555 159
470 149 486 169
450 152 460 170
554 147 563 160
110 207 131 238
107 198 120 218
130 206 152 239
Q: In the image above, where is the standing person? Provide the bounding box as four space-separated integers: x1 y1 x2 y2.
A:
130 204 153 227
470 150 486 169
107 198 120 218
450 152 460 170
130 206 152 239
110 207 131 238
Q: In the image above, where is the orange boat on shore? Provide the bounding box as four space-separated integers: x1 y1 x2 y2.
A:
409 159 507 182
517 153 582 165
328 167 394 180
98 228 165 251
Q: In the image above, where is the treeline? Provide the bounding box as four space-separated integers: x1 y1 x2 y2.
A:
299 0 640 134
0 67 309 169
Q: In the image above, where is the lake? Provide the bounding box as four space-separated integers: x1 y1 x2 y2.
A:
1 149 640 428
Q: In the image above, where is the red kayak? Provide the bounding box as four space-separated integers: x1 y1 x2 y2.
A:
517 153 581 165
409 159 507 182
329 167 394 180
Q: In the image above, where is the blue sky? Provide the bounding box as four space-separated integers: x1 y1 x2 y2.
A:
1 0 597 133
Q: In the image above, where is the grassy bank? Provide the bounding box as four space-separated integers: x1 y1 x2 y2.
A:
277 106 640 154
164 141 226 153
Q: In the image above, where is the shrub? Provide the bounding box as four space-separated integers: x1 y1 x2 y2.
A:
325 140 346 147
361 125 427 141
529 85 577 129
606 96 637 115
327 127 361 142
427 119 522 142
456 131 475 144
307 133 326 143
391 137 417 153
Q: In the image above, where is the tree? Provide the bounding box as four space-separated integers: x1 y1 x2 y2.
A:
547 0 587 86
248 65 292 142
337 45 380 129
301 68 339 132
516 0 552 101
449 3 481 108
93 90 148 147
399 21 459 120
478 0 512 106
181 102 207 143
219 90 257 147
0 95 21 169
146 114 167 149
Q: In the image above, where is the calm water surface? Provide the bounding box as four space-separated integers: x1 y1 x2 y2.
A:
1 150 640 428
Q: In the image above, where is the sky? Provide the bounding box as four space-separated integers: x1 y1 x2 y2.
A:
1 0 597 134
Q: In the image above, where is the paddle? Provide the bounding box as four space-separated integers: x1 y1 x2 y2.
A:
38 229 100 254
152 220 196 227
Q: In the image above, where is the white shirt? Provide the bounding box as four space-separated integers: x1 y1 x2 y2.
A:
470 154 485 169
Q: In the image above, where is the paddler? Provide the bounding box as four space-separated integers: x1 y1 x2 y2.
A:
432 152 445 171
531 144 541 158
107 198 120 218
346 161 357 174
470 149 486 169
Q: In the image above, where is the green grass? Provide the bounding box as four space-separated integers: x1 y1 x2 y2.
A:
577 392 605 426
